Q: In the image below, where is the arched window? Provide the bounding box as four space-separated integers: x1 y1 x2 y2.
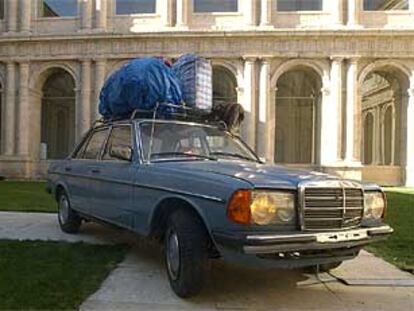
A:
275 67 321 164
361 70 405 166
212 66 237 106
41 69 76 159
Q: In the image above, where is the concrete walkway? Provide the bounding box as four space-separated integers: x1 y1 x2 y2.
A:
1 212 413 311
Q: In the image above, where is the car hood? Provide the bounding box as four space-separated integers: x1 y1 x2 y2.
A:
155 160 344 189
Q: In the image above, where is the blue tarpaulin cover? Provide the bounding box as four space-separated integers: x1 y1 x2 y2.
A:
99 58 183 119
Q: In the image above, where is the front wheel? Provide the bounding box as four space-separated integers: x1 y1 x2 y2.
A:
57 191 81 234
164 209 209 298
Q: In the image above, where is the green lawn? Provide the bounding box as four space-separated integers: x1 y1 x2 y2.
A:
0 181 56 213
366 188 414 273
0 240 126 310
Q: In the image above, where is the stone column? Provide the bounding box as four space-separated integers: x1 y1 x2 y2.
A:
321 57 343 165
176 0 190 28
244 0 257 27
260 0 272 27
80 0 92 30
78 59 92 140
242 57 257 148
94 59 106 120
95 0 107 31
4 62 16 155
319 65 339 165
17 62 30 156
257 58 271 161
345 58 360 163
7 0 18 33
20 0 32 33
405 85 414 186
347 0 362 27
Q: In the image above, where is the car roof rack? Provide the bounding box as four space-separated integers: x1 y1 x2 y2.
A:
92 102 230 132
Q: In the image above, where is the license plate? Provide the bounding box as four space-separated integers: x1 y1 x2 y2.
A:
316 229 368 243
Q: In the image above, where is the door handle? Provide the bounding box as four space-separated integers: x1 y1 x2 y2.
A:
91 169 100 174
64 167 72 172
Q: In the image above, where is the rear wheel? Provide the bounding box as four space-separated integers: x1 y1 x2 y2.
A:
164 209 209 298
57 191 81 234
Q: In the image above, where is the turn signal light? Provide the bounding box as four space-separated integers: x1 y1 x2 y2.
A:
227 190 252 224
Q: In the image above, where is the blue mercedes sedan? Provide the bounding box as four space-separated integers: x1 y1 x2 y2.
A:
47 119 393 297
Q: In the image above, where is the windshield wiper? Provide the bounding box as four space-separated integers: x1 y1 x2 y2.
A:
209 152 258 162
150 152 217 161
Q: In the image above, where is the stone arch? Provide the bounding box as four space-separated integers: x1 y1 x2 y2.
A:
31 62 79 91
271 59 327 88
360 61 410 185
274 64 323 164
31 66 77 160
212 64 238 106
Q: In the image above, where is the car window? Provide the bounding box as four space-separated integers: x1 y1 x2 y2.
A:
103 126 132 161
82 129 108 160
139 122 258 162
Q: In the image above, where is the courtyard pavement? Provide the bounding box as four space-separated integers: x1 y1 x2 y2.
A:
1 211 413 311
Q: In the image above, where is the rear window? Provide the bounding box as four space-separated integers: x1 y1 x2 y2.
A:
82 129 108 160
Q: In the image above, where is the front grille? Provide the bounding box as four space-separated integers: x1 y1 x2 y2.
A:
302 187 364 231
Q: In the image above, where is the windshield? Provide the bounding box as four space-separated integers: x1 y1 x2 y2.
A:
139 122 259 163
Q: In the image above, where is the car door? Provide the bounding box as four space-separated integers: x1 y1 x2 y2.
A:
90 124 137 226
76 127 110 215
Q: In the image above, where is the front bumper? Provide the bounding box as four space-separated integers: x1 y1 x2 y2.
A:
213 225 393 255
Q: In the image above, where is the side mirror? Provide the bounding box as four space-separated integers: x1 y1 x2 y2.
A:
110 145 133 162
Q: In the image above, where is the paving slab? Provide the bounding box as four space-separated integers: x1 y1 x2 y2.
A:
0 212 413 311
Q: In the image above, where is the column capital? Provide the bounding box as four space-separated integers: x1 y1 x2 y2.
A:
259 57 273 65
243 56 257 63
330 56 345 62
346 57 361 65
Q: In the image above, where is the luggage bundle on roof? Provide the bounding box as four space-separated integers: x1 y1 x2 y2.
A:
98 54 243 133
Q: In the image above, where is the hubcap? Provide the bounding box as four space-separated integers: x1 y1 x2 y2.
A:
58 196 69 225
166 230 180 280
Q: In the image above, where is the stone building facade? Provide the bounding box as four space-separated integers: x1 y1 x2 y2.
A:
0 0 414 187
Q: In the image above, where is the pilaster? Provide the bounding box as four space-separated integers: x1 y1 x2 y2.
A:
257 58 272 161
95 0 107 31
347 0 362 28
320 57 343 165
160 0 174 27
7 0 18 33
94 59 106 120
260 0 273 28
244 0 257 27
78 59 92 140
242 57 257 148
176 0 190 29
20 0 32 33
4 62 16 155
345 58 360 164
80 0 93 31
17 62 30 156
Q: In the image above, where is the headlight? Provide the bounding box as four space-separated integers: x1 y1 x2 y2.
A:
250 191 296 225
364 191 386 220
227 190 296 225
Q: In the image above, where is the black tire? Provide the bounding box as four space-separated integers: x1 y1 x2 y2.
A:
164 209 209 298
57 191 81 234
305 261 343 273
